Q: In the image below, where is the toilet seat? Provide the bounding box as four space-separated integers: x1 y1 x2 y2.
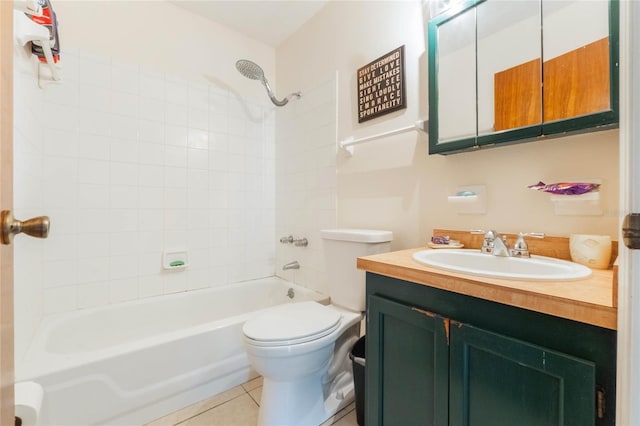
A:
243 301 342 347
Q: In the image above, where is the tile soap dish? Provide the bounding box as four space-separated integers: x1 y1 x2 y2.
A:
163 250 189 270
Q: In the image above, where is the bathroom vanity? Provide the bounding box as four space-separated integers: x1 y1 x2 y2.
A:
358 238 617 426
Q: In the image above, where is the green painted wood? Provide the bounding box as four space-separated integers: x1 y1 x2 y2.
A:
449 322 596 426
366 294 449 426
366 272 616 426
427 0 619 155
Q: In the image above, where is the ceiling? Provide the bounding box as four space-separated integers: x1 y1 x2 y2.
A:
170 0 330 47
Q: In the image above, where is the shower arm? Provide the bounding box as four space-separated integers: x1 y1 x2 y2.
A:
261 78 301 107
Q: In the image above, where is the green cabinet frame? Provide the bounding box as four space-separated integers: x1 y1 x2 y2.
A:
427 0 619 155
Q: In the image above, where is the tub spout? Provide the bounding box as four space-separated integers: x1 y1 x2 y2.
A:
282 261 300 270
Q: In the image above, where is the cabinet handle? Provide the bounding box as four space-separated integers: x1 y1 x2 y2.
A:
596 386 606 419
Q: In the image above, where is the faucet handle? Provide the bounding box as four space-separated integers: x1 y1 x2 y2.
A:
510 232 545 257
479 230 498 254
280 235 294 244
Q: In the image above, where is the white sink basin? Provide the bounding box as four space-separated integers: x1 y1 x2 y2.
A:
412 249 592 281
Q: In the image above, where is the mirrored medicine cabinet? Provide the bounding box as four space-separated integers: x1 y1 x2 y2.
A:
428 0 619 155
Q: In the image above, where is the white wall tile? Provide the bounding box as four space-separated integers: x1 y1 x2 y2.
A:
110 162 139 185
110 185 138 208
139 142 165 166
139 275 164 299
164 145 188 167
79 109 111 136
109 278 139 302
76 233 109 258
108 209 139 233
77 257 109 284
139 252 162 276
139 97 165 122
79 53 111 88
77 281 109 309
44 286 77 315
44 128 79 158
139 187 164 209
78 184 109 209
16 49 278 319
139 120 164 143
44 260 78 288
79 85 112 113
112 62 139 95
109 255 139 280
110 115 139 140
139 229 164 250
163 272 187 294
78 159 109 185
139 69 165 100
78 133 111 160
166 81 188 105
110 139 139 164
109 232 140 256
164 166 187 188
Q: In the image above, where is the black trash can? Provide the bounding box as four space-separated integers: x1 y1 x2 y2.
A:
349 335 366 426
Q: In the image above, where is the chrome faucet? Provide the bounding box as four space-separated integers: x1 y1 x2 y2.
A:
282 261 300 270
481 230 510 257
279 235 308 247
479 230 545 258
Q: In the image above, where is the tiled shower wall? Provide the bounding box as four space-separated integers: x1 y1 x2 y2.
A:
14 48 276 357
275 76 337 296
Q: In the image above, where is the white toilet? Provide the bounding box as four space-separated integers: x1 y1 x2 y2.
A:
242 229 393 426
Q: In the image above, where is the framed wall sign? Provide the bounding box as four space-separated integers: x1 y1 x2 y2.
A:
357 45 407 123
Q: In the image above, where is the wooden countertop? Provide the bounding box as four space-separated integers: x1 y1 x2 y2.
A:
358 247 617 330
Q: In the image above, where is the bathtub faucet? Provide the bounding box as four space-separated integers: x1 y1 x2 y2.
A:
282 261 300 271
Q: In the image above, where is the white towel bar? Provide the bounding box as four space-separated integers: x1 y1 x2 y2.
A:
339 119 427 156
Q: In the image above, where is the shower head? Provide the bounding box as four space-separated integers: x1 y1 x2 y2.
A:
235 59 301 107
236 59 265 82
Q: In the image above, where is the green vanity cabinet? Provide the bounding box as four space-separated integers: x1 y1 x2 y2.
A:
365 273 616 426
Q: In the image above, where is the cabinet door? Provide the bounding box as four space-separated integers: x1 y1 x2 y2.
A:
449 322 596 426
367 295 449 426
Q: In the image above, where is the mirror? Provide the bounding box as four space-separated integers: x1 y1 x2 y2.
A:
436 6 477 144
542 0 611 122
428 0 618 155
477 0 541 136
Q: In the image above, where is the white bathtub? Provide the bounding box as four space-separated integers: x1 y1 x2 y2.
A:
17 277 327 426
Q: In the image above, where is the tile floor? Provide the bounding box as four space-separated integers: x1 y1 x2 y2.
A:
145 376 359 426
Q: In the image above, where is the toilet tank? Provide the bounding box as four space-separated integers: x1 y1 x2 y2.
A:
321 229 393 312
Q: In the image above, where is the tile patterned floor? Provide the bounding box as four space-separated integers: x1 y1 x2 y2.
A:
145 377 358 426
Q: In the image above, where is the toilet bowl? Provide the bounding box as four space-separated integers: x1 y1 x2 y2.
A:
244 302 362 425
242 229 393 426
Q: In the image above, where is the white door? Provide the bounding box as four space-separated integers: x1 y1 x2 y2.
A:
0 2 15 425
617 1 640 424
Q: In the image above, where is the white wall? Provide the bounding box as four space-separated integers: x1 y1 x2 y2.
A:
13 1 277 362
277 0 619 259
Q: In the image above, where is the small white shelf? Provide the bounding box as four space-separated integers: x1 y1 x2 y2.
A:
550 191 602 216
535 178 603 216
448 185 486 215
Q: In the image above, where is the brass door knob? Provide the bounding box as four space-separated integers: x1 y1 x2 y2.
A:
1 210 50 245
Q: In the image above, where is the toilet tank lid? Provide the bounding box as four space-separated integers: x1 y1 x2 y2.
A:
321 229 393 243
